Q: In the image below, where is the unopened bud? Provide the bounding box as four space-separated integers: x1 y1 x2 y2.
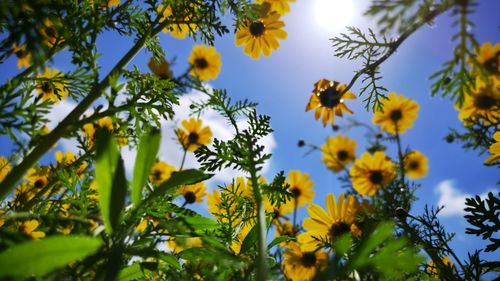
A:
395 207 407 220
297 139 305 147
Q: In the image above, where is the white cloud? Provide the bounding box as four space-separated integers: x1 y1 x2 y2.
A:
434 180 497 217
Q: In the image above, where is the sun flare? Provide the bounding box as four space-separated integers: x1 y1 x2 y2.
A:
314 0 355 31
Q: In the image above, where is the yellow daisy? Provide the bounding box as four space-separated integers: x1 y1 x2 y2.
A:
158 5 197 39
13 184 35 206
96 116 114 131
168 236 203 253
485 131 500 164
282 241 328 281
176 118 212 152
458 77 500 124
55 151 76 166
475 42 500 77
177 182 207 204
188 45 222 81
349 151 396 196
256 0 295 15
0 157 12 183
207 177 253 227
235 11 287 59
427 256 454 279
305 79 356 127
36 67 68 102
40 18 62 47
404 150 429 179
0 209 6 228
107 0 120 8
286 170 315 208
12 43 31 69
148 56 172 79
321 135 357 173
372 92 419 134
299 193 358 248
18 219 45 239
230 222 255 254
26 167 50 189
149 161 175 185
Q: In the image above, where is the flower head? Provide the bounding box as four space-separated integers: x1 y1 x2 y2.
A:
458 77 500 125
282 241 328 281
176 118 212 152
36 67 68 102
372 92 419 134
321 135 356 172
349 151 396 196
40 19 63 47
427 256 454 279
149 161 175 185
18 219 45 239
256 0 295 15
230 222 254 254
0 157 12 183
159 5 197 39
188 45 222 81
26 167 50 190
13 43 31 69
305 79 356 127
404 150 429 179
475 42 500 78
235 11 287 59
299 193 359 249
55 151 76 166
285 170 315 208
177 182 207 204
148 56 172 79
485 131 500 164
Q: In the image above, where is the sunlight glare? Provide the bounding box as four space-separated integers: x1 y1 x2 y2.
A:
314 0 355 31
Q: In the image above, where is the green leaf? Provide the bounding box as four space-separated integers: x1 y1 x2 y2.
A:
240 223 259 254
117 262 155 281
158 253 181 270
131 129 161 206
147 169 212 202
183 216 219 232
0 236 102 278
267 236 294 250
95 130 128 235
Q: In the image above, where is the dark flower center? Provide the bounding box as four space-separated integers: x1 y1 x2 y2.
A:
34 179 46 189
474 94 495 110
290 187 301 198
194 58 208 69
15 49 27 58
408 160 420 170
337 150 348 161
45 26 56 38
249 21 265 36
188 132 199 144
153 170 162 181
319 86 342 108
301 252 317 268
184 191 196 204
390 110 402 122
329 222 350 239
484 53 499 75
41 81 53 93
369 171 383 185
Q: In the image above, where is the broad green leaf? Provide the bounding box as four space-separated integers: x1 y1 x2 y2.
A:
147 169 212 202
131 129 161 206
0 236 102 278
183 216 219 232
117 262 154 281
240 223 259 254
95 130 128 235
267 236 294 250
158 253 181 270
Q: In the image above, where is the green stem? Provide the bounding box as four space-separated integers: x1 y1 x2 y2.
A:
179 149 187 171
250 168 268 281
292 198 298 233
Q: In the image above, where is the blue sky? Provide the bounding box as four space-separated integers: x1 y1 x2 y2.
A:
1 0 499 263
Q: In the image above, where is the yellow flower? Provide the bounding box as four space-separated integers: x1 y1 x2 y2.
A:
207 177 253 226
230 222 254 254
177 182 207 204
149 161 175 185
305 79 356 127
475 42 500 77
13 184 35 205
299 193 358 249
321 135 357 173
372 92 419 134
12 43 31 69
282 241 328 281
188 45 222 81
235 11 287 59
158 5 197 39
148 56 172 79
26 167 50 189
36 67 68 102
275 220 295 246
18 220 45 239
97 116 114 131
168 236 203 253
256 0 295 15
404 150 429 179
40 18 63 47
0 157 12 183
485 131 500 164
55 151 76 166
286 170 315 208
264 197 294 217
427 256 454 279
349 151 396 196
458 77 500 125
0 209 5 228
176 118 212 152
107 0 120 8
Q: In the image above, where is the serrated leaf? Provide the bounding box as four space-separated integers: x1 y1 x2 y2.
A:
95 130 128 235
0 236 102 278
132 128 161 205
